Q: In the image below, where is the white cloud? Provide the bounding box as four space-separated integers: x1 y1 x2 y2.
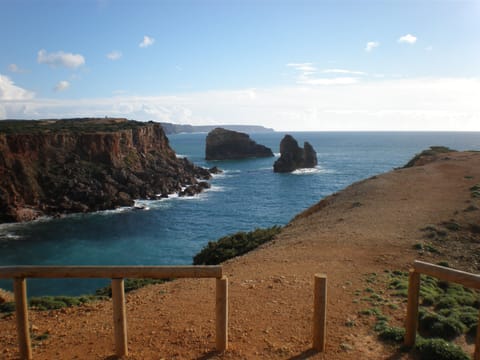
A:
8 64 28 73
288 63 361 86
106 51 122 60
139 36 155 48
365 41 380 52
0 74 35 100
298 77 359 85
37 49 85 69
398 34 417 44
1 78 479 131
287 63 317 73
54 80 70 92
322 69 367 76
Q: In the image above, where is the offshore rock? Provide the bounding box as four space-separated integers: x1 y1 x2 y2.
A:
273 135 318 173
205 128 274 160
0 118 213 223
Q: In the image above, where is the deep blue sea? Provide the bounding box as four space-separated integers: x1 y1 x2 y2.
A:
1 132 480 296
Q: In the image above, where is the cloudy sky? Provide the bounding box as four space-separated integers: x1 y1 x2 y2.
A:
1 0 479 131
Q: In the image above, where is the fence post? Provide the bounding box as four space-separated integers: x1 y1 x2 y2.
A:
216 276 228 352
112 278 128 357
313 274 327 352
13 277 32 360
404 270 420 347
475 310 480 360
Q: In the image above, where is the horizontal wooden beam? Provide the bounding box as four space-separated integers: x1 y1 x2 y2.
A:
413 260 480 290
0 266 222 280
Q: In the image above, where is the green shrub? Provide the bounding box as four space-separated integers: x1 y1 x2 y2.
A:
95 278 165 297
415 338 469 360
378 326 405 343
29 295 98 310
0 302 15 313
193 226 282 265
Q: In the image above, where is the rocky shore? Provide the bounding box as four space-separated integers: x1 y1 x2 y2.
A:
0 118 213 223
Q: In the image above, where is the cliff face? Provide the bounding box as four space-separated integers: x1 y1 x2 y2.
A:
205 127 274 160
273 135 318 173
0 118 211 223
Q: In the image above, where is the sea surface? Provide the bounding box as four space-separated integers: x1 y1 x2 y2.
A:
1 132 479 296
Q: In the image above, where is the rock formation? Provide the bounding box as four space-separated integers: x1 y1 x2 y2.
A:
0 118 213 223
273 135 318 173
205 128 274 160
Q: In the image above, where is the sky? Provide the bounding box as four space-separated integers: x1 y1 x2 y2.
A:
1 0 479 131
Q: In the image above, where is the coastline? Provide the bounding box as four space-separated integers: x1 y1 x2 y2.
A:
1 150 479 358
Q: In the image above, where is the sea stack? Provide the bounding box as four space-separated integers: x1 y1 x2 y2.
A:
205 127 274 160
273 135 318 173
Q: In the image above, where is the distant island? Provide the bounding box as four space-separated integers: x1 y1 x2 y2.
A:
159 122 274 134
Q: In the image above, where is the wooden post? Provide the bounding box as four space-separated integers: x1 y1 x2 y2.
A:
112 278 128 357
404 270 421 347
215 276 228 352
475 310 480 360
13 278 32 360
313 274 327 352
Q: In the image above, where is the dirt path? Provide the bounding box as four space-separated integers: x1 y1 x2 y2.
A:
1 151 479 359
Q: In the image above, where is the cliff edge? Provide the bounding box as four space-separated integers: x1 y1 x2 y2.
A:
0 118 212 223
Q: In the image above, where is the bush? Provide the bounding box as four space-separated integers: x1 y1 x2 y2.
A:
378 326 405 343
29 295 98 310
95 278 165 297
193 226 282 265
0 302 15 313
415 338 469 360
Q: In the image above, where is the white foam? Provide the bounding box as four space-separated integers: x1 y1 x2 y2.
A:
291 166 333 175
209 185 226 192
274 153 281 157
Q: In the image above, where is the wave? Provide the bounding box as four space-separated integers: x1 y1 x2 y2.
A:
274 153 281 157
291 166 334 175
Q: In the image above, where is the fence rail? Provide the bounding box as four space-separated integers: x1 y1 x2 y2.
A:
0 265 227 360
404 260 480 360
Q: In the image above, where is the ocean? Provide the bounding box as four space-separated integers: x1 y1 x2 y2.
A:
1 131 479 296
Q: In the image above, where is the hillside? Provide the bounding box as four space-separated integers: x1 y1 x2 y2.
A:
1 150 479 359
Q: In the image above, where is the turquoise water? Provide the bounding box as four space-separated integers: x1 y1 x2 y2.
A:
1 132 479 296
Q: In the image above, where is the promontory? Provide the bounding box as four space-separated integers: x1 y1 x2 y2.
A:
0 118 213 223
205 127 274 160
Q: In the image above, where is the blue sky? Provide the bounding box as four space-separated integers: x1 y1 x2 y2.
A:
1 0 479 130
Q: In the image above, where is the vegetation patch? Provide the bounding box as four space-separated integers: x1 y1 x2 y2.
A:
95 278 166 297
415 337 470 360
193 226 282 265
29 295 102 311
362 269 477 359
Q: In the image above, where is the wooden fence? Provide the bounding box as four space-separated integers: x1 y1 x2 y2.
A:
0 265 228 360
404 260 480 360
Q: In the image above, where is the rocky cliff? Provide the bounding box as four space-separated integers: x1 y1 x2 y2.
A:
273 135 318 172
0 118 212 223
205 127 274 160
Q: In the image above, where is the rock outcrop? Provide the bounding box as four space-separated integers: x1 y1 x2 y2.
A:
0 118 213 223
273 135 318 173
205 128 274 160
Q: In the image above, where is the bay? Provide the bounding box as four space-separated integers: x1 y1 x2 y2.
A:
1 131 479 296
